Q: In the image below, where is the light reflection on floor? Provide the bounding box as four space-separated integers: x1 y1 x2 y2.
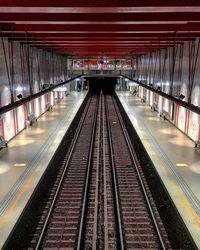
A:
129 115 138 126
136 105 147 109
176 163 188 167
0 163 11 174
190 161 200 174
148 117 160 121
57 105 66 108
46 112 60 116
49 112 61 116
14 163 26 167
40 117 56 121
9 139 36 147
159 128 179 135
24 128 45 135
52 106 61 110
168 137 192 147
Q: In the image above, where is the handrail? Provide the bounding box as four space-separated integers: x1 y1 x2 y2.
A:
0 75 82 115
121 75 200 115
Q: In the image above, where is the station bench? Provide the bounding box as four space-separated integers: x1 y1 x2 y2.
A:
26 113 37 127
195 140 200 148
160 110 168 120
46 102 53 111
0 136 7 149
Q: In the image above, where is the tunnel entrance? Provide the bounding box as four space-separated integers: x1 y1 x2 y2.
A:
85 77 117 94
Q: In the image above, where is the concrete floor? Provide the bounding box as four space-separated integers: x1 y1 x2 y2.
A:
117 91 200 248
0 91 87 248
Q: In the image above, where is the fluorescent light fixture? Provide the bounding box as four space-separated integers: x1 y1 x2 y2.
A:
157 86 161 91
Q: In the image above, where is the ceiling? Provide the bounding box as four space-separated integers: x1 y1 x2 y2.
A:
0 0 200 58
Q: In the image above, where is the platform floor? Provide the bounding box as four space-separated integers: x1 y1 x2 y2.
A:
0 91 87 248
117 91 200 248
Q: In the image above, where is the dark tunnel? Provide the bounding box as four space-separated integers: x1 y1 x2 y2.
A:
85 77 117 94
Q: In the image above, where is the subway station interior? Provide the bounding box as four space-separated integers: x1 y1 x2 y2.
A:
0 1 200 249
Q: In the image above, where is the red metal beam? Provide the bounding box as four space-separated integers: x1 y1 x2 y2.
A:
1 12 200 22
1 1 200 58
11 38 195 43
23 41 182 44
1 23 199 32
0 0 199 7
3 32 199 38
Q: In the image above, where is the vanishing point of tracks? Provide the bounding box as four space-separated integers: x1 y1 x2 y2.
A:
29 93 172 249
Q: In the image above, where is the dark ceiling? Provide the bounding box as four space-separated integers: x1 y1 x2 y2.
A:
0 0 200 58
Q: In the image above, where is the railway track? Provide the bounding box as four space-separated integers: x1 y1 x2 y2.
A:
7 93 175 249
105 95 171 249
33 95 99 249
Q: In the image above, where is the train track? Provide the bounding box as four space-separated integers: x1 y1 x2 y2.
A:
105 95 171 249
21 93 173 249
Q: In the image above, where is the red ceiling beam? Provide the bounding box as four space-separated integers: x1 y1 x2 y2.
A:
4 23 200 32
11 37 194 42
0 0 199 7
1 12 200 22
35 46 167 50
38 47 165 51
31 32 200 37
22 41 183 44
2 32 199 38
0 7 200 14
0 1 199 58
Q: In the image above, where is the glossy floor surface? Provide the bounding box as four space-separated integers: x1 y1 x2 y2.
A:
117 91 200 248
0 91 87 248
1 90 200 248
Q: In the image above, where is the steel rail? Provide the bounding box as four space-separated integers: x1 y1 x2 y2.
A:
105 95 125 250
102 93 109 250
35 96 92 250
112 97 166 250
92 93 102 250
76 95 99 250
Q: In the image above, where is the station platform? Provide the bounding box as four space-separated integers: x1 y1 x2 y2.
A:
0 91 87 248
117 91 200 248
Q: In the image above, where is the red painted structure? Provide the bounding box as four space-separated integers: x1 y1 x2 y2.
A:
0 1 200 58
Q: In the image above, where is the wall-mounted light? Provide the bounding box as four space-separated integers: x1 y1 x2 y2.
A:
157 86 161 91
42 84 50 90
17 94 23 100
179 94 185 100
